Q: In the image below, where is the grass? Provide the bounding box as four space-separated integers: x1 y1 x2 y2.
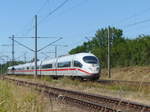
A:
0 80 85 112
0 80 49 112
101 66 150 81
9 66 150 105
39 77 150 105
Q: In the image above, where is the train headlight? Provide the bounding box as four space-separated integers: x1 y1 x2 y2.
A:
88 67 93 71
92 64 97 67
96 67 99 71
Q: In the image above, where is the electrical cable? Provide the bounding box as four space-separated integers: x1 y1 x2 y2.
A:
36 0 50 14
121 18 150 28
38 0 70 25
17 0 50 36
19 0 70 36
116 7 150 25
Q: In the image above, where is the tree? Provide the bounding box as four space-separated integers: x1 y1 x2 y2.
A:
69 27 150 68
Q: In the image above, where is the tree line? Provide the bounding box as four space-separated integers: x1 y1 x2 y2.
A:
69 27 150 68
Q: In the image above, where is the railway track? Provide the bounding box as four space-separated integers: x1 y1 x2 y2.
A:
98 79 150 86
1 76 150 112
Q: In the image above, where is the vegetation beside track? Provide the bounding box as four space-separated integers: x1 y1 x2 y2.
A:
3 65 150 106
10 75 150 105
0 80 45 112
43 77 150 105
0 80 84 112
101 66 150 81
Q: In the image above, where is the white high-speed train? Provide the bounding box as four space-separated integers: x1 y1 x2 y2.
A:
7 53 100 80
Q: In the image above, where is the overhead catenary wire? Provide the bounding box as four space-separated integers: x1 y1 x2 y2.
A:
115 7 150 26
121 18 150 29
19 0 70 36
57 0 89 16
20 0 90 37
17 0 50 36
70 17 150 49
16 16 35 36
17 0 89 38
38 0 70 25
36 0 50 14
110 6 150 37
12 39 35 52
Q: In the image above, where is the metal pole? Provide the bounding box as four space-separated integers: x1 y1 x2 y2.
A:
2 59 4 74
34 15 38 78
0 59 5 75
54 45 58 77
24 52 27 63
108 26 111 78
12 35 15 66
5 56 9 74
55 45 57 58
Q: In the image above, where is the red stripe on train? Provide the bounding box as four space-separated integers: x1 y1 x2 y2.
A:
12 68 91 75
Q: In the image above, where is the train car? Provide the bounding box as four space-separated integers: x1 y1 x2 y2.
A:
7 53 101 80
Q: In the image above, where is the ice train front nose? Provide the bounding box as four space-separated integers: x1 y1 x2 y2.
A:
82 55 100 80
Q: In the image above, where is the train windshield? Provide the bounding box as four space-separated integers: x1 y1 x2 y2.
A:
83 56 98 64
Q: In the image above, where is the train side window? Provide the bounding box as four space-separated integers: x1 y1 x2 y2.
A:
37 66 40 69
12 67 15 70
42 64 52 69
73 61 82 68
83 56 98 64
58 62 71 68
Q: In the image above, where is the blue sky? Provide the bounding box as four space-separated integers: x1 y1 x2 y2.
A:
1 0 150 62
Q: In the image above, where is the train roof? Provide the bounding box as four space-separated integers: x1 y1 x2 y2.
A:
8 52 97 69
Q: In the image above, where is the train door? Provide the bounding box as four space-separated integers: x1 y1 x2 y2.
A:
73 60 83 77
11 67 15 75
72 60 77 76
70 59 74 76
55 58 58 76
39 61 42 75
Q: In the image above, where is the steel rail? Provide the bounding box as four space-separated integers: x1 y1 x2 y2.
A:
2 76 150 112
2 76 119 112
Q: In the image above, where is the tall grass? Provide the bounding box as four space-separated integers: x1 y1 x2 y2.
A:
0 80 49 112
0 80 85 112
